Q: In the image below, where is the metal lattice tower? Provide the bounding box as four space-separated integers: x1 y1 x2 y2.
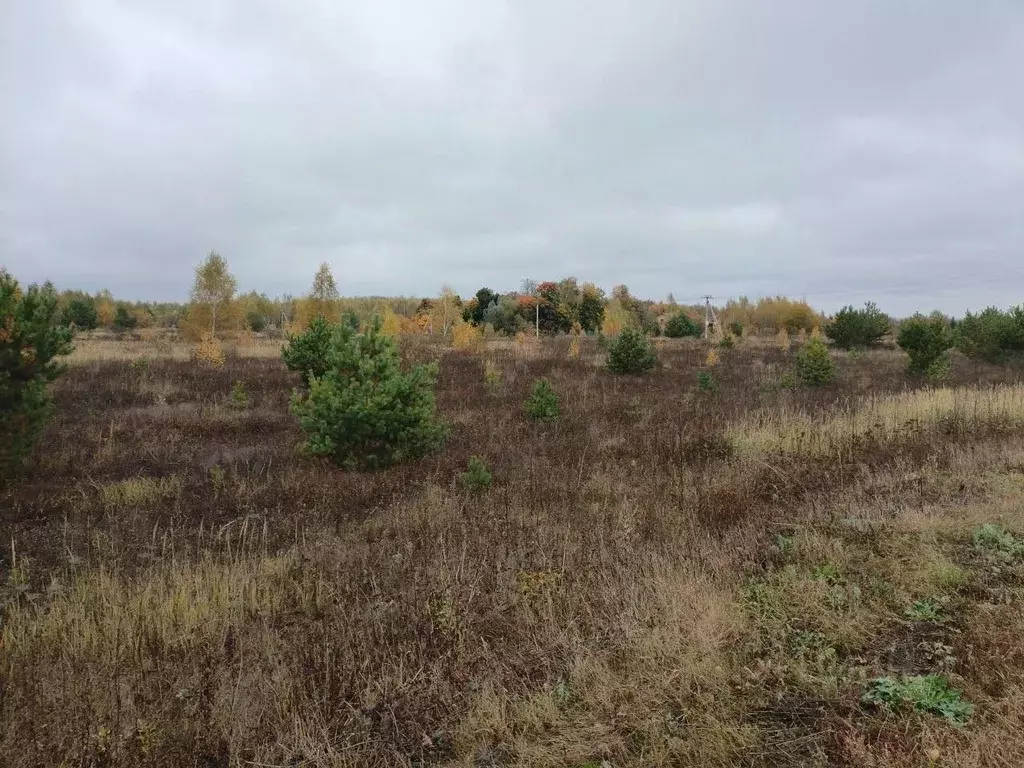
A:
703 295 718 339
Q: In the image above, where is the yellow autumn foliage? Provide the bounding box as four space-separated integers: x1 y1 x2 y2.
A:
775 328 791 351
452 322 481 350
193 331 225 367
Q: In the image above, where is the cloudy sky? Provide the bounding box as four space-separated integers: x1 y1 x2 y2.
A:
2 1 1022 313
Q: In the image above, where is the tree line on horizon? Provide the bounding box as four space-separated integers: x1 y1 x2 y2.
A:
36 252 829 340
11 253 1024 360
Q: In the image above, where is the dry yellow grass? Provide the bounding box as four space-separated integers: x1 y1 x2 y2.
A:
729 384 1024 458
100 475 183 508
66 336 284 364
1 552 304 659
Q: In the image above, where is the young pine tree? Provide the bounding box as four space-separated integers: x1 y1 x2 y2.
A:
825 302 890 349
795 337 836 386
282 315 336 387
290 318 447 470
898 313 954 375
1 270 74 480
525 378 560 421
664 312 702 339
606 326 657 374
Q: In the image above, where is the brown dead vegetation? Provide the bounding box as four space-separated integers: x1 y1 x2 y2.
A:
2 337 1024 767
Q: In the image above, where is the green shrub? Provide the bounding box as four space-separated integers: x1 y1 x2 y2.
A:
606 326 657 374
246 310 267 333
728 321 744 337
483 360 502 394
525 378 559 421
113 305 137 331
61 298 98 331
795 338 835 386
925 354 951 382
1 270 74 480
458 456 492 492
282 315 335 387
955 306 1024 363
898 313 953 375
664 313 702 339
862 675 973 727
228 381 250 409
290 318 447 470
341 310 361 331
825 302 890 349
697 369 717 394
130 356 149 374
718 333 735 349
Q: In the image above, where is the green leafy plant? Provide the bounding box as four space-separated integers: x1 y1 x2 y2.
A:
795 338 835 386
718 333 735 349
606 326 657 374
458 456 492 492
862 675 973 727
728 321 744 338
228 380 250 409
664 313 702 339
825 302 890 349
697 369 717 394
290 318 448 470
898 313 953 375
904 598 943 622
972 523 1020 562
282 315 335 387
525 378 560 422
130 356 149 373
1 271 74 481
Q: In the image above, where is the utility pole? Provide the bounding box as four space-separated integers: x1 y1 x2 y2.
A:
703 295 718 339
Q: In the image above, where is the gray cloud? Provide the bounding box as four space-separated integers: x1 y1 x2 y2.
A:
2 0 1023 314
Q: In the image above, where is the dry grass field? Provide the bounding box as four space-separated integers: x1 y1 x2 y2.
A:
3 336 1024 767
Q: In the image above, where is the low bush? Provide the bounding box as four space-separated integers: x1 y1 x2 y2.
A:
458 456 492 492
862 675 973 727
483 360 502 394
697 369 717 394
228 381 250 409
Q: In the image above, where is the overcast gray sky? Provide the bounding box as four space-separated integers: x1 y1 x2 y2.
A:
2 1 1022 313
